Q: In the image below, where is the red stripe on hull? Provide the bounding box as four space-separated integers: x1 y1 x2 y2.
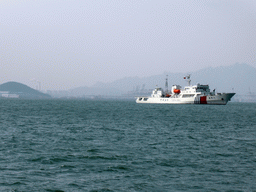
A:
200 96 207 104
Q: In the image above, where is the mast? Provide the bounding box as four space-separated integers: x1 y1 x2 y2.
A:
165 75 168 93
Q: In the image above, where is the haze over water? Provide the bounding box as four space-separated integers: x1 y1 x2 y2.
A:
1 1 256 90
1 100 255 191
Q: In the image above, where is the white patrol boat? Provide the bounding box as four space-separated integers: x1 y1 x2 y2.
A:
136 75 235 105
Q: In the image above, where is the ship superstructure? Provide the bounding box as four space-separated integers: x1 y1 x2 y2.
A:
136 75 235 105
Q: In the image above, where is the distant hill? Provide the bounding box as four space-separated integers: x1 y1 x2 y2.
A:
0 82 51 99
89 63 256 95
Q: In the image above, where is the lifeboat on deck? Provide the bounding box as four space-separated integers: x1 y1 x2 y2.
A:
173 89 180 94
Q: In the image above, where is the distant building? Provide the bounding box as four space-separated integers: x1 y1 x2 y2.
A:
0 91 19 98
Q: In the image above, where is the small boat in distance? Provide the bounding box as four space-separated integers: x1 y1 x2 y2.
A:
136 75 235 105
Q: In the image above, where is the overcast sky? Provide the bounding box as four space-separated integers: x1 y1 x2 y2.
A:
1 0 256 90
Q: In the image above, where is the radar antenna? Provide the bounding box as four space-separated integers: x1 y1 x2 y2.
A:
184 74 191 86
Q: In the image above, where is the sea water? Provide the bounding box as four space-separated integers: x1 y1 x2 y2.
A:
0 99 255 191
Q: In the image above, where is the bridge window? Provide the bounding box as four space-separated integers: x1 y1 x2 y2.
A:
182 94 195 98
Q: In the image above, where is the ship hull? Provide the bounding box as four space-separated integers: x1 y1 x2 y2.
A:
136 93 235 105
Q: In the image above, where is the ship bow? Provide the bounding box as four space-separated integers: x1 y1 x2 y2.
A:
226 93 236 101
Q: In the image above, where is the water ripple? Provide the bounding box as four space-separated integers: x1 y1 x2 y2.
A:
0 100 255 191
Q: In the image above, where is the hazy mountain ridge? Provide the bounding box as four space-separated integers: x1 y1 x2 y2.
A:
85 63 256 95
